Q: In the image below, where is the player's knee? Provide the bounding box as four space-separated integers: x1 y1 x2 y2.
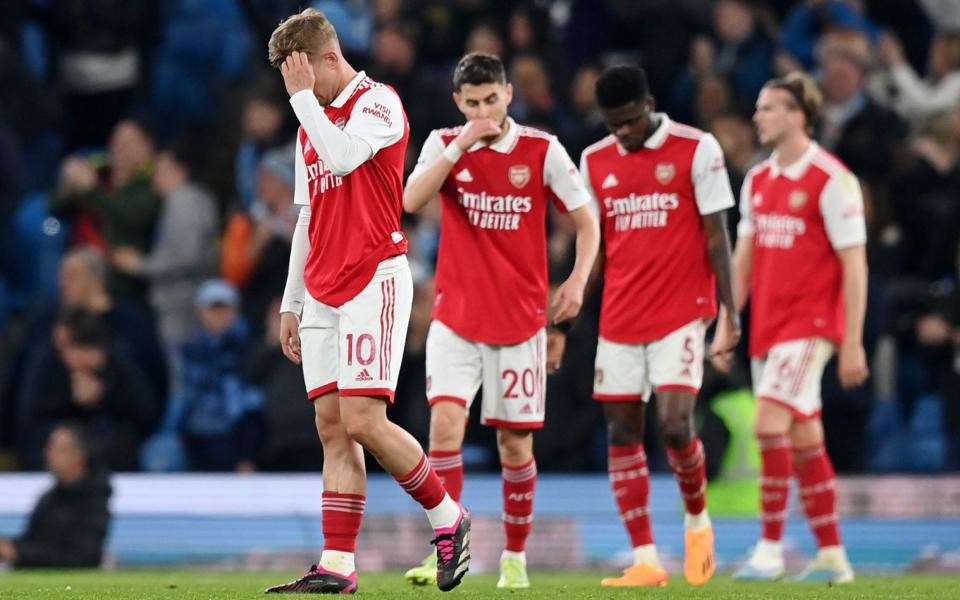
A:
341 411 381 445
497 430 533 464
429 403 466 447
607 420 644 446
659 413 693 449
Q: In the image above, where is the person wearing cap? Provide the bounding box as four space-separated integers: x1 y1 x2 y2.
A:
147 279 265 472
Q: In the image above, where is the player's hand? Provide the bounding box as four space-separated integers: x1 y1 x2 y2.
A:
551 275 586 324
280 51 316 97
838 341 869 389
546 329 567 374
454 118 502 150
709 308 741 374
280 312 302 365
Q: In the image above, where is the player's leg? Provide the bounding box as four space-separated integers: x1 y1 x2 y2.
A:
406 321 482 585
787 341 853 583
336 260 469 591
496 427 535 588
732 397 793 581
648 320 713 586
480 329 544 589
267 301 364 594
593 338 666 587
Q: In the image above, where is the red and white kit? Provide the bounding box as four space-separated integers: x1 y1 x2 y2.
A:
582 113 734 401
739 141 866 418
281 71 412 402
409 117 590 428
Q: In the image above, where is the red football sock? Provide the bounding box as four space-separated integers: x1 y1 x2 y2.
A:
666 437 707 516
794 444 842 548
321 492 365 553
759 434 793 542
608 444 654 547
502 458 537 552
395 453 446 510
429 450 464 503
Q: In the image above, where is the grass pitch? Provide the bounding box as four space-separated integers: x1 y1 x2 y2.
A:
1 570 959 599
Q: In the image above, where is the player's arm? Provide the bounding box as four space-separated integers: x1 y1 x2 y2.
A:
823 170 870 389
404 120 503 212
548 137 600 324
692 133 741 363
278 137 312 365
282 52 403 176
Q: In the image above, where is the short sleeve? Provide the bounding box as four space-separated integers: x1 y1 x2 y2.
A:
736 171 755 238
579 151 601 220
344 86 406 155
294 134 309 206
692 133 736 215
820 170 867 249
544 136 590 212
406 130 445 184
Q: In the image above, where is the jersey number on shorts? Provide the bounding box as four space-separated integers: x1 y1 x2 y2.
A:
346 333 377 366
502 368 536 399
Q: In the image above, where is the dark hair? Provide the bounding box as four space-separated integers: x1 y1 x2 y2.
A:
58 308 109 348
595 64 651 109
762 72 822 135
453 52 507 91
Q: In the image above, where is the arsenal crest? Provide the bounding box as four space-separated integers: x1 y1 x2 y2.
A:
789 189 808 210
509 164 531 188
655 162 676 185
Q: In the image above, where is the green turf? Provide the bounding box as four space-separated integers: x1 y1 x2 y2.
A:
1 571 959 599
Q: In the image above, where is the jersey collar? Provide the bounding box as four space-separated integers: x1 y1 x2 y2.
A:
769 141 819 180
616 112 670 155
330 70 367 108
468 117 519 154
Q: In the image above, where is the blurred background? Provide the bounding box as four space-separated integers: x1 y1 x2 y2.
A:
1 0 959 574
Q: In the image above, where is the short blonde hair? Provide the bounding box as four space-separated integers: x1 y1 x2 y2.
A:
267 8 338 69
764 72 823 136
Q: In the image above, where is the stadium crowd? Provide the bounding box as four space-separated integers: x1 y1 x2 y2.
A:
1 0 959 475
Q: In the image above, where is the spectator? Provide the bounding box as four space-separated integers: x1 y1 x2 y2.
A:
18 309 160 471
711 0 776 108
566 64 606 161
29 0 160 150
235 82 290 210
871 32 960 127
816 32 909 219
0 247 167 451
111 141 220 378
223 147 298 338
52 118 162 307
0 423 111 568
509 54 571 135
155 280 264 472
780 0 880 70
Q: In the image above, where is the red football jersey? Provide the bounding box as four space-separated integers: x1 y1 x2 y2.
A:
739 142 866 357
293 72 409 308
409 118 590 345
581 114 735 344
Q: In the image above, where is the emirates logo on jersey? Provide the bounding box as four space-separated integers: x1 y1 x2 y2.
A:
655 162 676 185
508 164 531 188
789 190 808 210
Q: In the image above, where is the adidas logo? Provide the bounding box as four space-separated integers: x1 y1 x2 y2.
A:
520 404 532 415
602 173 619 189
455 168 474 182
355 369 373 382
